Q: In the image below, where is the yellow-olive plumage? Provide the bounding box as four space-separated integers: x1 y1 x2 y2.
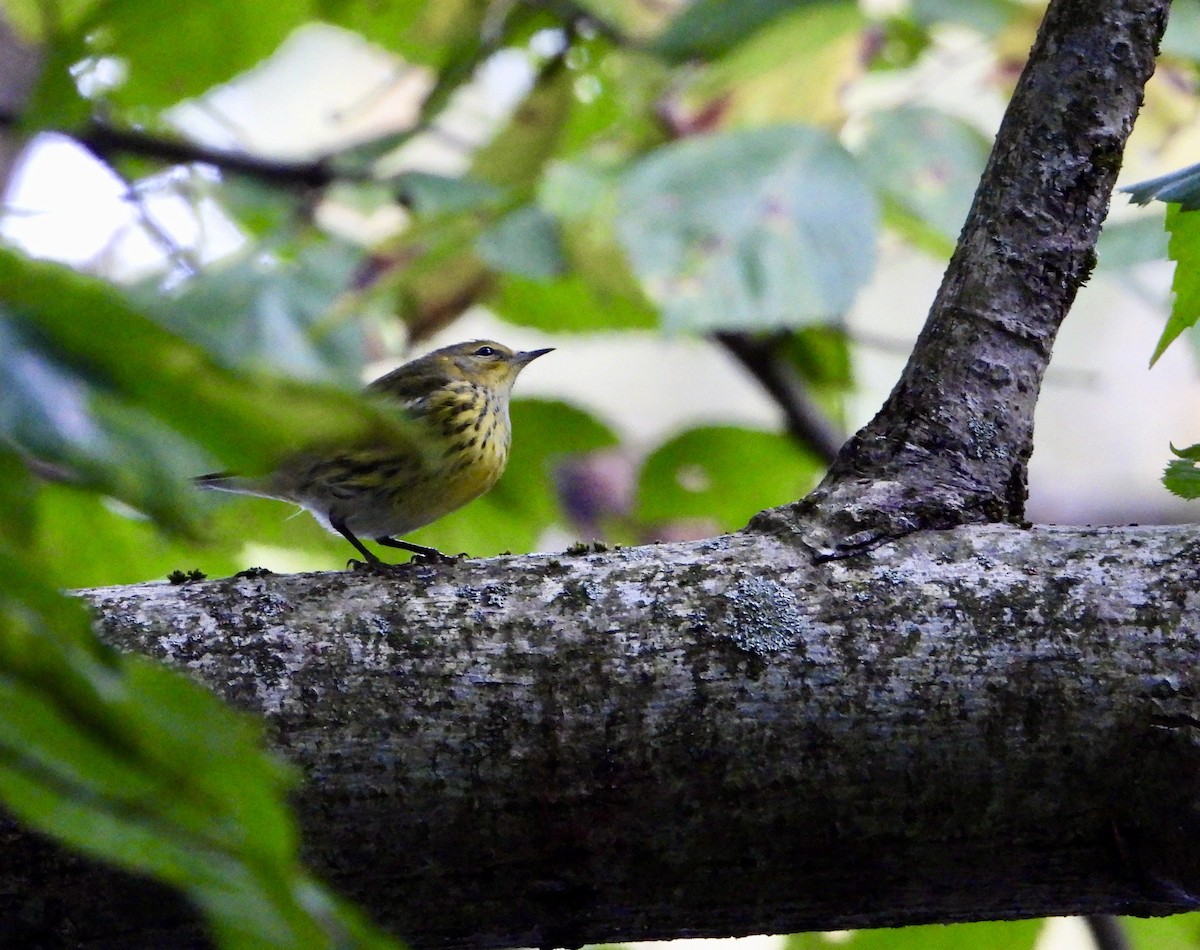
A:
197 340 552 564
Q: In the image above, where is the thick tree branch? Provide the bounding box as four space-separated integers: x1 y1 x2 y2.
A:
2 3 1184 949
29 524 1200 947
780 0 1169 559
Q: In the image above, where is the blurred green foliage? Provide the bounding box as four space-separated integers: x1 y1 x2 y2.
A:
1 0 1196 947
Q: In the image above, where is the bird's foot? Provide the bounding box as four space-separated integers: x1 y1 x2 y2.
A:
408 550 468 565
347 558 403 573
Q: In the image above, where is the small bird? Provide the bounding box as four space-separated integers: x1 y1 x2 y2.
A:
197 340 552 565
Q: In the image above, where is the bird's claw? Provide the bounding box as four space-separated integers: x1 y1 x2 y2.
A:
409 550 467 565
347 558 398 572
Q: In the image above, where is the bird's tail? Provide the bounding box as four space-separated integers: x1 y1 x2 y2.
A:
195 471 290 503
195 472 254 494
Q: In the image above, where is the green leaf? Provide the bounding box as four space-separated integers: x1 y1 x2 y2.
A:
477 206 567 279
313 0 427 49
909 0 1022 36
213 175 306 240
1161 1 1200 60
133 241 366 385
651 0 833 62
0 546 403 949
556 43 670 158
792 919 1043 950
637 425 823 530
0 449 36 546
32 483 234 588
531 159 661 331
392 172 503 215
617 125 877 333
95 0 315 108
390 0 491 68
1151 205 1200 365
490 271 658 332
1123 162 1200 210
1171 442 1200 462
683 2 865 127
857 106 990 255
1164 457 1200 499
1123 912 1200 950
23 29 93 128
471 63 577 192
0 317 205 532
0 249 414 475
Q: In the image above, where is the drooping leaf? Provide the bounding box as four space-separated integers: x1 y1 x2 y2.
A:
617 125 877 333
637 425 824 531
0 316 207 532
0 249 415 475
1150 205 1200 364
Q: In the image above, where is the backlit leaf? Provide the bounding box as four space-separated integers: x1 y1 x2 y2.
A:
1150 205 1200 365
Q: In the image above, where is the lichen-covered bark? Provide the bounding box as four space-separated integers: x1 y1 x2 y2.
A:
36 524 1200 947
789 0 1170 558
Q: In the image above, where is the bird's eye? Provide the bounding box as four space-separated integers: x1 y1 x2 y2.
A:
474 345 497 357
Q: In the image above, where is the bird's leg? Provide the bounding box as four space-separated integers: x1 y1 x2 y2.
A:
330 515 384 568
375 536 460 563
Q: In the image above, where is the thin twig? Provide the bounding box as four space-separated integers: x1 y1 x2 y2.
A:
713 330 845 465
75 118 350 189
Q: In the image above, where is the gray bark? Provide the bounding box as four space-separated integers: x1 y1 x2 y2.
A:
64 522 1200 948
798 0 1168 557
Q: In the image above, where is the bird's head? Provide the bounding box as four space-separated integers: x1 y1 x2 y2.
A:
437 340 554 393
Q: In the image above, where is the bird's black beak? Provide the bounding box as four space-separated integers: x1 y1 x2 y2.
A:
517 347 554 365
